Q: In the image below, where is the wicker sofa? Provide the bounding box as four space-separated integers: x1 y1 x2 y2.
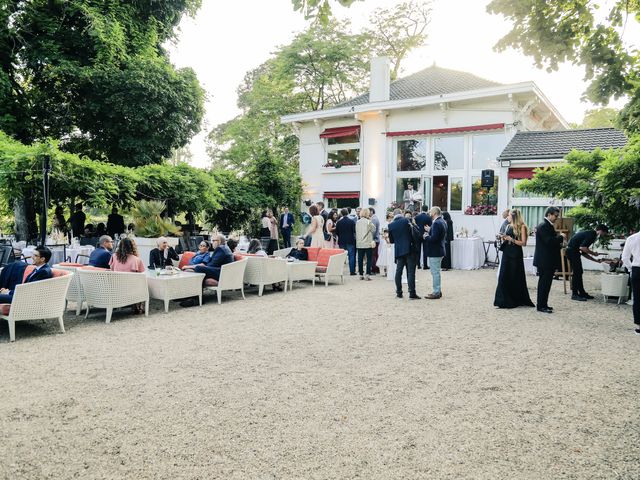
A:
305 247 348 286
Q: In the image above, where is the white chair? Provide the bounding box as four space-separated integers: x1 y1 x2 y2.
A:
243 256 288 296
204 257 248 304
273 247 292 258
55 264 85 315
78 269 149 323
316 251 347 286
601 273 630 304
0 271 73 342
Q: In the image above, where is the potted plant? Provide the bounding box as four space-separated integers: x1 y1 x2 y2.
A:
130 200 180 264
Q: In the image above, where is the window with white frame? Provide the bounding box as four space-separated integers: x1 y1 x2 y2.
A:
472 133 508 170
434 136 464 170
325 134 360 168
397 139 427 171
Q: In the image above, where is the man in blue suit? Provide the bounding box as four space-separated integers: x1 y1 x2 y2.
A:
88 235 113 269
414 205 432 269
424 207 446 299
387 208 419 299
193 234 234 282
279 207 295 248
0 247 53 303
335 208 357 275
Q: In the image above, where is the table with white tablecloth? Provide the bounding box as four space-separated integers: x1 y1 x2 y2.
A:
22 245 94 265
451 237 485 270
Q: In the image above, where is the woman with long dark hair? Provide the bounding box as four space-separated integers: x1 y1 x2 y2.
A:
494 209 535 309
441 211 454 270
109 237 146 314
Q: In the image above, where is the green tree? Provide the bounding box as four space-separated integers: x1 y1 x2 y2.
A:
569 107 619 129
291 0 361 22
517 143 640 233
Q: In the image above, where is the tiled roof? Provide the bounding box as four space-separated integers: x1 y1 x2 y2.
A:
498 128 628 161
338 65 503 107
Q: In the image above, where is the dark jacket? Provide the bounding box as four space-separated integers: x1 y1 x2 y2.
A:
149 247 179 269
106 213 126 237
68 211 86 236
387 216 413 259
7 264 53 296
0 261 27 292
279 213 295 231
533 218 563 270
287 248 308 261
335 216 356 247
414 212 432 236
206 245 234 268
425 217 447 257
88 247 112 269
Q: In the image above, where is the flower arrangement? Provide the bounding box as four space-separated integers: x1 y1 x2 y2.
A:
322 159 359 168
465 204 497 216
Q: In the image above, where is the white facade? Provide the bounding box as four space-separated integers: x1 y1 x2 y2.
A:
283 60 568 239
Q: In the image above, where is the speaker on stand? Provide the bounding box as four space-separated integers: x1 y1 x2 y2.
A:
481 169 495 188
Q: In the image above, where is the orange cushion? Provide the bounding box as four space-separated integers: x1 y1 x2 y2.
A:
51 269 69 277
58 262 84 267
233 254 244 262
179 251 196 269
80 265 110 271
317 248 344 267
204 278 218 287
306 247 321 262
0 304 10 315
22 265 36 283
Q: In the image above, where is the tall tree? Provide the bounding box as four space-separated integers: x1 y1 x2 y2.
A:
291 0 361 22
574 108 619 129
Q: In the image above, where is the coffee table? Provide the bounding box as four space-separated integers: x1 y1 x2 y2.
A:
286 260 317 290
146 270 205 312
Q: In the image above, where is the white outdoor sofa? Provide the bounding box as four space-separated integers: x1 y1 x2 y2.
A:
78 269 149 323
55 263 86 315
203 257 248 304
0 269 73 342
242 256 288 296
315 250 348 286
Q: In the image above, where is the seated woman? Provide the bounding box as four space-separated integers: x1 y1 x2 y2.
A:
247 239 268 257
287 239 308 261
109 237 145 314
182 240 212 271
149 237 179 269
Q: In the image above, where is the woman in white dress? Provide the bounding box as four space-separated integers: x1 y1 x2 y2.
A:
306 204 325 248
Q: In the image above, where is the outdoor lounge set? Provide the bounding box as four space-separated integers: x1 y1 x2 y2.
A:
0 247 348 342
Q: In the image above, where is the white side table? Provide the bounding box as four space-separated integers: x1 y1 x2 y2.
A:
286 261 317 290
146 270 205 312
600 273 630 304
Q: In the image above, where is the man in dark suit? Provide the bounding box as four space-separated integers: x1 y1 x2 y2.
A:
335 208 357 275
88 235 113 269
106 206 126 238
68 203 86 238
533 206 565 313
424 207 446 299
193 234 234 282
279 207 295 248
0 247 53 303
414 205 432 269
387 208 419 299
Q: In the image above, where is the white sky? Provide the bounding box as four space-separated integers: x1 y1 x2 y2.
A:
168 0 640 168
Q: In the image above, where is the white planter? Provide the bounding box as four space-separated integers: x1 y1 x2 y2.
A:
600 273 630 304
132 237 180 267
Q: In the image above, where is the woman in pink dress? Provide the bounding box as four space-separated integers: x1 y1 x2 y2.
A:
109 237 146 313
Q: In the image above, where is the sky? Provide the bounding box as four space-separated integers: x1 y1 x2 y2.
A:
168 0 640 168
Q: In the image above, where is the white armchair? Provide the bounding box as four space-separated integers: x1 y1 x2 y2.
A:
55 264 85 315
316 251 347 286
204 257 248 304
242 256 288 296
0 271 73 342
78 269 149 323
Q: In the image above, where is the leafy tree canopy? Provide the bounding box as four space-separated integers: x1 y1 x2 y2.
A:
291 0 361 23
569 107 619 129
517 142 640 233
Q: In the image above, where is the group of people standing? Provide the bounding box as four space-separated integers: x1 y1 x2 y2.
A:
52 204 127 239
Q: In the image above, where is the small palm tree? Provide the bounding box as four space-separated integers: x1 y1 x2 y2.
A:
131 200 179 237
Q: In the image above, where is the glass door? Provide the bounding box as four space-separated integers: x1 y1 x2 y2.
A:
420 175 432 210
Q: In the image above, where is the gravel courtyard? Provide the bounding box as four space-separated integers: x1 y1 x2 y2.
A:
1 269 638 480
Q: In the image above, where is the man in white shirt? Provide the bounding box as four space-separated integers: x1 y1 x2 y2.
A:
621 232 640 334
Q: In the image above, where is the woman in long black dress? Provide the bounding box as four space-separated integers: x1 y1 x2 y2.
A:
494 209 535 308
441 211 454 270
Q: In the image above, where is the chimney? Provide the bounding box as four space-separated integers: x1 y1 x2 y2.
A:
369 57 390 103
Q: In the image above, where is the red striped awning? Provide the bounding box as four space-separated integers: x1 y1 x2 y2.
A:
508 168 535 179
319 126 360 139
386 123 505 137
324 191 360 199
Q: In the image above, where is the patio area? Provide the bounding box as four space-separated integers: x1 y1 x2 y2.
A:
0 269 638 479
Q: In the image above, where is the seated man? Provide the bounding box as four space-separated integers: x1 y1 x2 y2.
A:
180 235 234 307
0 261 28 292
0 247 53 303
88 235 113 269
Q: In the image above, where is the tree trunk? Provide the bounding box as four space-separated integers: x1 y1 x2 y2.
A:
13 197 38 242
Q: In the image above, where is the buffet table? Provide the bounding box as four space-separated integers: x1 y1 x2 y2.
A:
451 237 485 270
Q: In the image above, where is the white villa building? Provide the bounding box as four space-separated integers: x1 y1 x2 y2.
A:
281 58 626 238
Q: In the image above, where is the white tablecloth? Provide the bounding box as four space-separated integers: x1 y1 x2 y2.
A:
22 245 94 264
451 237 485 270
66 246 95 264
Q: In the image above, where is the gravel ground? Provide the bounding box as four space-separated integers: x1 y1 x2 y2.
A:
0 269 638 480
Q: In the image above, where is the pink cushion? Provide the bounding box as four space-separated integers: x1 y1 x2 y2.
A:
51 269 69 278
80 265 109 271
306 247 321 262
179 251 195 269
317 248 344 267
204 278 218 287
233 254 244 262
58 262 84 267
22 265 36 283
0 304 10 315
